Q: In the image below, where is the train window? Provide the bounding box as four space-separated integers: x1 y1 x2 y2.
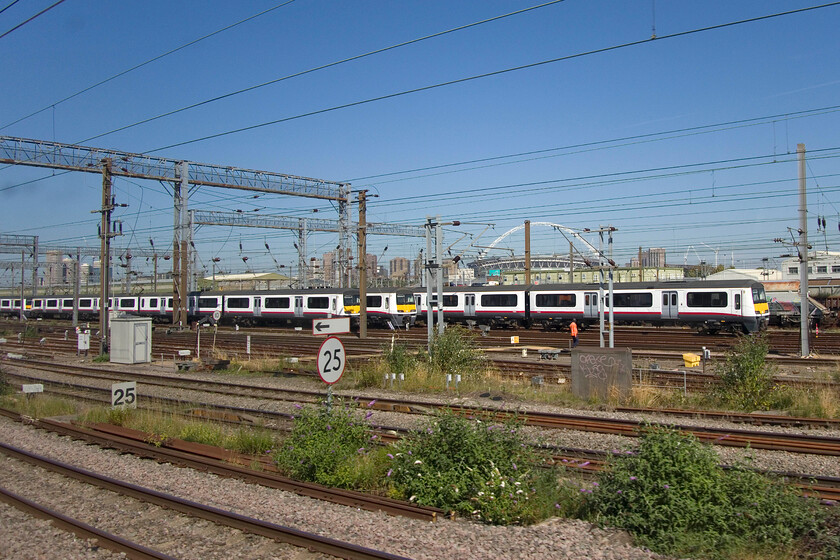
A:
119 298 134 307
396 293 413 305
79 299 92 307
344 294 360 306
226 297 250 309
14 300 21 307
198 297 219 309
480 294 517 307
535 293 575 307
442 295 459 307
264 297 290 309
686 291 728 308
0 300 9 307
166 298 174 308
62 299 73 307
307 297 330 309
752 286 766 304
605 293 653 307
735 294 741 310
671 294 677 306
148 298 159 307
47 299 59 307
366 295 383 308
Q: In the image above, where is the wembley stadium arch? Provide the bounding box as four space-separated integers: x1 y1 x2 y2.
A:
469 222 602 278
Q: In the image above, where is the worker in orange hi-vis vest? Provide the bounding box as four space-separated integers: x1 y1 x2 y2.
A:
570 319 579 348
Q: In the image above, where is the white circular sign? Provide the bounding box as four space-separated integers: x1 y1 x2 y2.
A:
317 336 346 384
212 310 221 321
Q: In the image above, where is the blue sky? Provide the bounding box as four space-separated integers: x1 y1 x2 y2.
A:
2 0 840 283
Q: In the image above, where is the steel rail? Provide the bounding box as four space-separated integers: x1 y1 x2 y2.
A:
0 441 413 560
5 359 840 456
0 486 177 560
0 409 441 522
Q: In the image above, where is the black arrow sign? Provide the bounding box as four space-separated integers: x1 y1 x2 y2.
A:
315 322 326 332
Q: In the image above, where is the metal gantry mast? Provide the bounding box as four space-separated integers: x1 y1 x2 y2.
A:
191 210 425 290
0 135 350 326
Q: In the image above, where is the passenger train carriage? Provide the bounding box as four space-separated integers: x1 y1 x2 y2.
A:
2 287 416 328
1 280 766 333
413 280 768 334
342 288 417 328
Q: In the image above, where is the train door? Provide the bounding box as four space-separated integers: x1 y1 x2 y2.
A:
464 294 476 317
734 291 743 317
253 297 262 318
294 296 304 317
662 291 679 319
583 292 599 319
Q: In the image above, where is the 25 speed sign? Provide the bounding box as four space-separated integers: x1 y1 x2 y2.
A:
317 336 346 384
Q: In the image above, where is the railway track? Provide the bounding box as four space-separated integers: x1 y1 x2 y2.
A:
0 439 414 560
5 358 840 458
6 327 838 398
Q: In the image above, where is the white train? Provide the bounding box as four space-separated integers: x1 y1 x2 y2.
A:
0 287 417 328
412 280 769 333
1 280 768 334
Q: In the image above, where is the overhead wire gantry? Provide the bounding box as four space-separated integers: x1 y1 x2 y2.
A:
1 135 351 351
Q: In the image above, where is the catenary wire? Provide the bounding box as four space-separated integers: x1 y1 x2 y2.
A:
0 0 297 131
0 0 65 40
142 2 840 153
70 0 567 146
0 0 21 15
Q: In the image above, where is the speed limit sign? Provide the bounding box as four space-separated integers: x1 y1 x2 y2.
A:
317 336 345 384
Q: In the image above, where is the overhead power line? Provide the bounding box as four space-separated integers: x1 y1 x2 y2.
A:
368 147 840 207
347 105 840 184
0 0 21 16
0 0 65 40
144 2 840 153
72 0 566 145
0 0 297 131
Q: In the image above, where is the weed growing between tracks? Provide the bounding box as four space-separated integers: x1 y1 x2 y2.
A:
273 398 390 491
0 368 12 397
715 333 777 411
0 392 78 418
581 425 839 560
388 410 565 525
347 326 498 393
80 405 278 455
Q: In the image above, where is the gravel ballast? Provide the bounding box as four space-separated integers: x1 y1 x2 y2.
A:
0 417 670 560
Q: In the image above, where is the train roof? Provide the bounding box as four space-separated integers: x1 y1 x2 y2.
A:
411 279 765 293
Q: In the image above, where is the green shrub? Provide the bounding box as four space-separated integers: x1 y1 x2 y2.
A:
428 326 488 383
273 400 381 489
584 425 825 559
715 333 776 410
388 411 558 524
384 341 418 375
0 370 12 396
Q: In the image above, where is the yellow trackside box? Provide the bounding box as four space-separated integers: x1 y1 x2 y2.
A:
683 353 701 368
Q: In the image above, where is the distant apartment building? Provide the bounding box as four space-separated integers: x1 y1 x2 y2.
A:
630 247 667 268
390 257 410 279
